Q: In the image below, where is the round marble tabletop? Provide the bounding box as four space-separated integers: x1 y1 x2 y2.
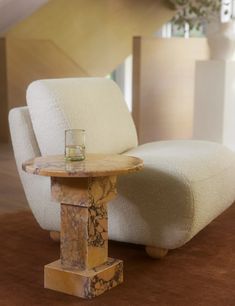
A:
22 154 143 178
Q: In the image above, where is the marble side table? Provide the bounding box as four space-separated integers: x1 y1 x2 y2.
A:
23 154 143 299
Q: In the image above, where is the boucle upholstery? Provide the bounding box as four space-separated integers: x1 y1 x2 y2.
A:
9 107 60 230
26 78 137 155
9 78 235 250
116 141 235 248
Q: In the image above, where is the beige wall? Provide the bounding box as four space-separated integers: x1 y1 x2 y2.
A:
7 0 175 76
0 0 175 142
132 37 209 144
0 38 8 141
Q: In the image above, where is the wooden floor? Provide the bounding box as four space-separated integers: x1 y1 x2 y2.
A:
0 143 235 305
0 143 29 214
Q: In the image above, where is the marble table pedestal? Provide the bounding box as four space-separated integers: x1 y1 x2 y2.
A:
23 154 143 299
45 176 122 299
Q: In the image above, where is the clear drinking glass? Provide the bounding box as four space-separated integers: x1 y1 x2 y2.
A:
65 129 85 161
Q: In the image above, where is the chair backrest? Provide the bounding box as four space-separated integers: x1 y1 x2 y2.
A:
26 77 138 155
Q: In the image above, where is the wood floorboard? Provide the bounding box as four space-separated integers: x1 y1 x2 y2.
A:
0 142 29 214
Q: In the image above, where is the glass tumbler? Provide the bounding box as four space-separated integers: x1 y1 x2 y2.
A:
64 129 85 161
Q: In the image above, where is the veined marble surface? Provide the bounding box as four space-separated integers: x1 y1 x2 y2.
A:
23 154 143 177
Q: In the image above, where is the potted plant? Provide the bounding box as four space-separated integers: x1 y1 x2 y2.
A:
167 0 235 60
167 0 222 30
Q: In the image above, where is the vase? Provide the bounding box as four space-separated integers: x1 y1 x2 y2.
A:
207 21 235 61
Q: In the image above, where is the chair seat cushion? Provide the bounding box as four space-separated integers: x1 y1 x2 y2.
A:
108 140 235 249
9 106 235 249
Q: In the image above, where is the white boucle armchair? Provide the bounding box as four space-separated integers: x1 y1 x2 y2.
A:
9 77 235 258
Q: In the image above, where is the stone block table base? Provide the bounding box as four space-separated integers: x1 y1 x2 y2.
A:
45 258 123 299
23 154 143 299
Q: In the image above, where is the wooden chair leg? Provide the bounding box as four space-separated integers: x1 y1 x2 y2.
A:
49 231 60 242
145 246 168 259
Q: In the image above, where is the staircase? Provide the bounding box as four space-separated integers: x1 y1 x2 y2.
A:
0 0 175 141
